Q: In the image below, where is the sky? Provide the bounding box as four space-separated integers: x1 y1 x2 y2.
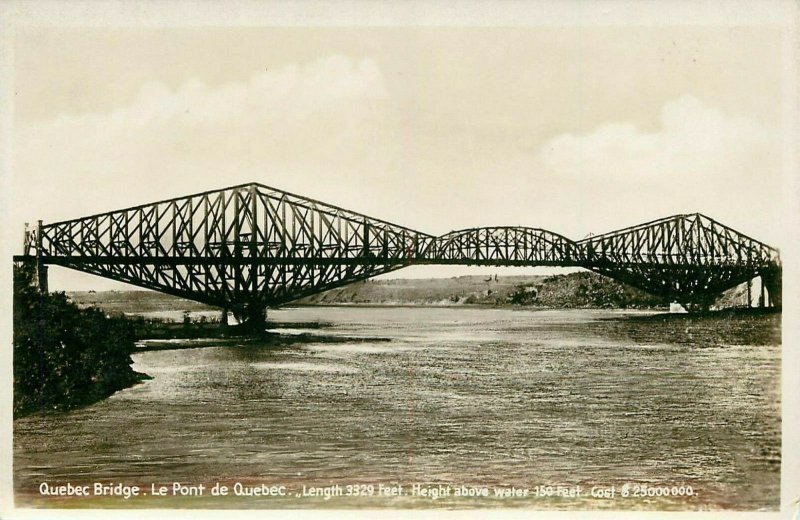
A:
8 24 791 290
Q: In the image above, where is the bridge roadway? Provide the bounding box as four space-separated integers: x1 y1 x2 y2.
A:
14 182 781 325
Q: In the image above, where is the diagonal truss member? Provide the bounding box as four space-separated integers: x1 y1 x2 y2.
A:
16 182 781 322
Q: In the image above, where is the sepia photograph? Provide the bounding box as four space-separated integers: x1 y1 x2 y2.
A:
1 1 798 518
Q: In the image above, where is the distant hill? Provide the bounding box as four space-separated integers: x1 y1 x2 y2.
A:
68 271 758 312
69 290 215 313
298 272 666 309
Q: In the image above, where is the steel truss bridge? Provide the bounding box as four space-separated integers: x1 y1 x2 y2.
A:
16 182 781 325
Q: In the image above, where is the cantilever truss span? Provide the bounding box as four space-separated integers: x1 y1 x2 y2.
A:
17 182 781 320
578 214 780 308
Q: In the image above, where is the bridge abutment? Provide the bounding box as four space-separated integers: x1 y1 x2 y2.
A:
761 268 782 308
36 264 48 293
245 305 267 332
35 220 48 293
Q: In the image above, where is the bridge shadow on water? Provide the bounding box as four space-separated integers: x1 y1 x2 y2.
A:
134 325 390 353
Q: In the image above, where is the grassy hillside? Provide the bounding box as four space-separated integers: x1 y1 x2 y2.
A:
299 272 666 309
298 274 543 305
69 290 214 313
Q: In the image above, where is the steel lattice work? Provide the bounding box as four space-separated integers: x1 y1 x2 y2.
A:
22 183 434 324
17 182 781 321
578 214 781 309
424 227 582 266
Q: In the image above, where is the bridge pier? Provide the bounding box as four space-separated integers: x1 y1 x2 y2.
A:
747 279 753 307
682 301 710 313
232 303 267 333
244 306 267 332
36 263 48 293
681 290 722 313
35 220 48 293
761 268 782 308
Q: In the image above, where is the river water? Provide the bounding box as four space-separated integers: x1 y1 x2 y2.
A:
13 306 781 510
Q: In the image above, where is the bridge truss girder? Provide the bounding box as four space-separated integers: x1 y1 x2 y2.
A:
19 183 781 317
425 227 582 265
29 183 433 321
578 213 780 307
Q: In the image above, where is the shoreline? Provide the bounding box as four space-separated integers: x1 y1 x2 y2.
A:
123 303 780 341
286 302 666 310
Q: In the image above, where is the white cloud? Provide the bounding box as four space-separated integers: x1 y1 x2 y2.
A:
538 95 773 181
12 75 785 291
13 55 391 225
530 95 782 245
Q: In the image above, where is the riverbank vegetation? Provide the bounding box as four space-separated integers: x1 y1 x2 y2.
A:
13 264 149 418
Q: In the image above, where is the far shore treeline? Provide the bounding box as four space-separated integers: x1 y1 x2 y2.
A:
13 263 148 419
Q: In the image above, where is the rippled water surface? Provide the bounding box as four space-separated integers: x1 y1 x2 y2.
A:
14 307 781 510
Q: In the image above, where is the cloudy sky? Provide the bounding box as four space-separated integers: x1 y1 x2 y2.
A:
9 23 790 290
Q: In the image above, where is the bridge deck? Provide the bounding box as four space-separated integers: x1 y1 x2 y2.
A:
17 182 781 317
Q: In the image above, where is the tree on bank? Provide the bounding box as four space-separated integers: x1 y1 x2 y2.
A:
13 263 148 418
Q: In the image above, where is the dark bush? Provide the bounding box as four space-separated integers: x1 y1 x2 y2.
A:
13 263 147 418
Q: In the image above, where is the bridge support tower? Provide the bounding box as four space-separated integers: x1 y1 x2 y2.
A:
761 267 782 308
35 220 48 293
220 307 229 329
231 303 267 333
